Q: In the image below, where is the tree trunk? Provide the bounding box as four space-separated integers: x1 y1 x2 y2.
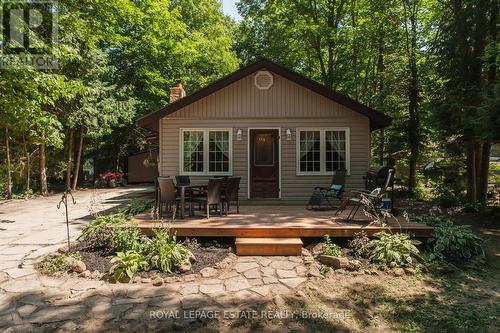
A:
404 0 420 194
477 143 491 205
5 128 12 199
72 126 85 191
466 142 477 201
39 142 48 196
23 134 30 192
65 128 74 192
376 40 385 166
474 142 482 189
379 129 385 166
476 1 499 205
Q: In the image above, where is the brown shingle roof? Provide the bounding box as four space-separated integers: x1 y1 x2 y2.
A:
137 59 392 131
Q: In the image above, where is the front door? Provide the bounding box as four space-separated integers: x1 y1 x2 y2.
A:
250 129 279 198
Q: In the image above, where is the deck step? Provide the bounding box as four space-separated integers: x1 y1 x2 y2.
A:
235 237 303 256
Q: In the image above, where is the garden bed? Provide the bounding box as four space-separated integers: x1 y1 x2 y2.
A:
38 240 233 281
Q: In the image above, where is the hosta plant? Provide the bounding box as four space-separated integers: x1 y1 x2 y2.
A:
109 250 148 282
79 214 125 250
323 235 343 257
427 220 483 261
367 232 421 266
145 229 192 273
112 223 143 253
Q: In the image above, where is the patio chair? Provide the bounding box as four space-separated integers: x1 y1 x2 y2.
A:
306 170 347 210
335 168 395 221
191 178 223 219
154 176 170 218
157 177 183 219
222 177 241 214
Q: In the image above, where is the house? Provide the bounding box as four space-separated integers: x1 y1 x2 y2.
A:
138 59 391 203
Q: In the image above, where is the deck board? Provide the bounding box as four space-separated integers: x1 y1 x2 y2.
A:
135 205 433 238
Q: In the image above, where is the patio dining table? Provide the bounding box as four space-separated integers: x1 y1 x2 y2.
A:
175 184 207 219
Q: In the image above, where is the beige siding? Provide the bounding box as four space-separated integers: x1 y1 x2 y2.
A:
159 70 370 202
167 71 359 119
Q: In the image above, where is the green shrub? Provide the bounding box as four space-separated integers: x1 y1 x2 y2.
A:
366 232 421 266
431 180 464 208
79 214 125 250
112 223 144 252
145 229 192 273
460 200 482 213
427 220 483 261
323 235 343 257
348 231 370 257
119 199 154 218
414 214 449 227
109 250 148 282
39 252 82 273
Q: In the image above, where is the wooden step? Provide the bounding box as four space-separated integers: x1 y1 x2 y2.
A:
235 237 303 256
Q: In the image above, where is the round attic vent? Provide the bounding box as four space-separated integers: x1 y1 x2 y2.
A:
254 70 274 90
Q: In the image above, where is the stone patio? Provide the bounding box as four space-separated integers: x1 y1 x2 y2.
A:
0 186 326 331
0 252 321 331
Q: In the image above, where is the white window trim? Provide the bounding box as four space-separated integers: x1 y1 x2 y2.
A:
296 127 351 176
179 128 233 176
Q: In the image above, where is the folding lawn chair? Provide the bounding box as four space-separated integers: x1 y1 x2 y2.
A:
306 170 346 210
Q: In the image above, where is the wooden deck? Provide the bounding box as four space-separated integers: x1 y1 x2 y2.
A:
135 206 433 238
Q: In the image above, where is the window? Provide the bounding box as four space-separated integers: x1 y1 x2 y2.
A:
299 131 321 172
209 131 230 173
325 130 346 172
254 134 275 166
181 129 232 175
183 131 204 173
297 128 349 175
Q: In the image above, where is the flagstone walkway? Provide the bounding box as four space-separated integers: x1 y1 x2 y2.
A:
0 188 323 331
0 252 321 331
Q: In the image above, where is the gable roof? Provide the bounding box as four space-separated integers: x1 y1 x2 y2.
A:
137 59 392 131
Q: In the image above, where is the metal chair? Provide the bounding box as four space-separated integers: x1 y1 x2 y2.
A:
222 177 241 214
191 178 223 219
335 169 395 221
307 170 347 210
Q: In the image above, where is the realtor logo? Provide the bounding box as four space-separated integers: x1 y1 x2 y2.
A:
0 0 57 69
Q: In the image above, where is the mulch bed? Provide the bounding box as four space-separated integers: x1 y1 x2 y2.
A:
78 251 114 273
69 240 232 279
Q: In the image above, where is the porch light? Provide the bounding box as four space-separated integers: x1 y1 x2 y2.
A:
237 128 243 141
286 128 293 140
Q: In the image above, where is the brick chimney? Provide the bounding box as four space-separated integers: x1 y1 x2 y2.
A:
170 81 186 103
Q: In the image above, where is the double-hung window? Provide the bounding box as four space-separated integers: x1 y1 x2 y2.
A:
181 129 232 175
297 128 350 175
